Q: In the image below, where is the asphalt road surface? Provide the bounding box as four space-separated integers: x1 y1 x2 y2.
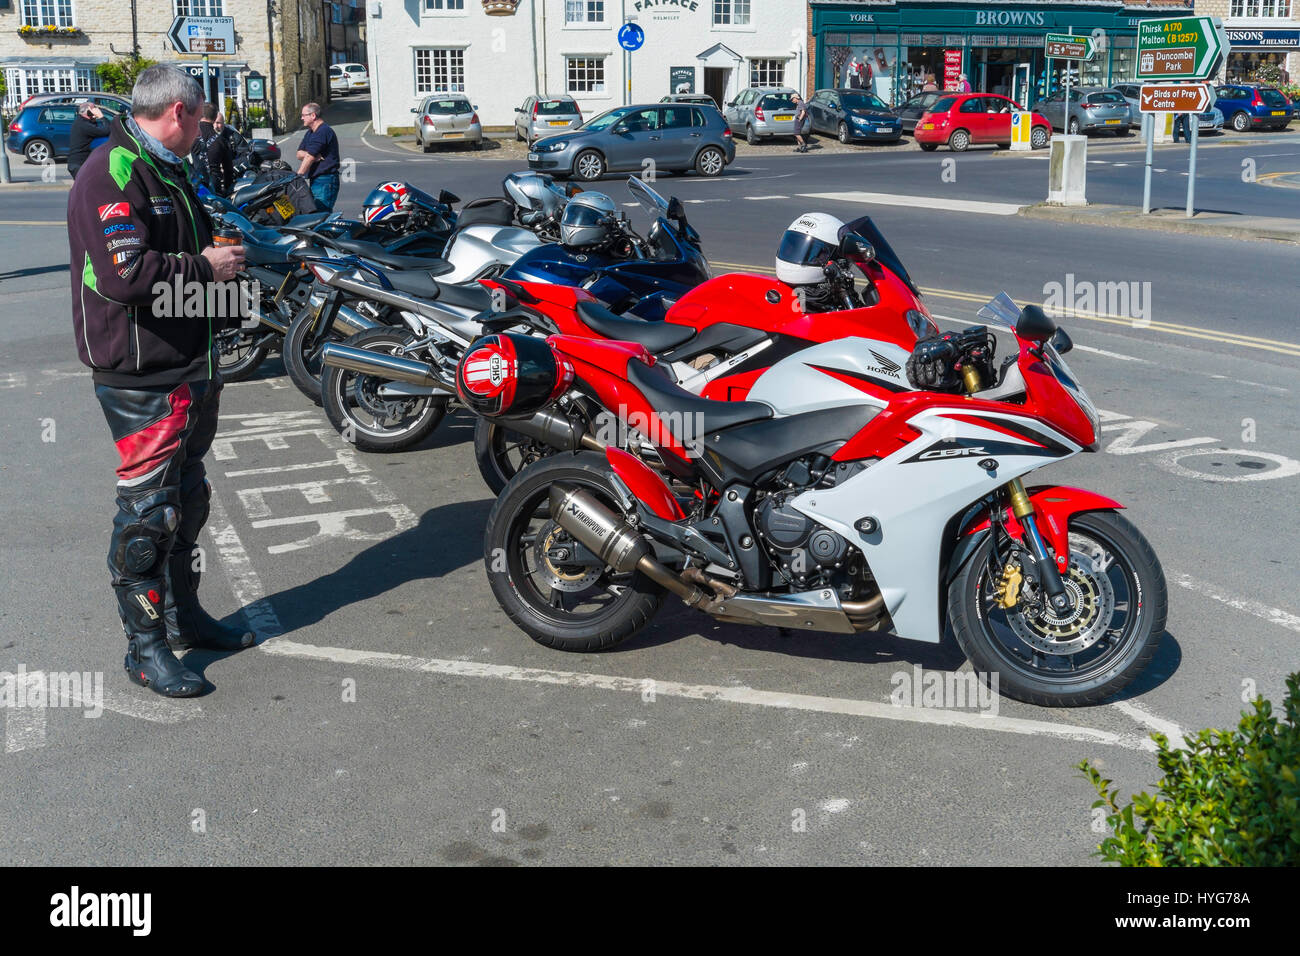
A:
1 97 1296 866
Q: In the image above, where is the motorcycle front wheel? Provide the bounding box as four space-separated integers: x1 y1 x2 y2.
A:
485 452 664 652
320 328 448 452
282 302 332 405
215 327 270 382
948 510 1166 707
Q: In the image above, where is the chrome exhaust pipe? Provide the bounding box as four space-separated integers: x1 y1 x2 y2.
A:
498 409 604 453
550 484 704 605
332 302 382 336
320 342 454 392
251 305 289 335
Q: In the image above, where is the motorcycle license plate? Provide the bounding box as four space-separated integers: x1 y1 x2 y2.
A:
1105 119 1121 125
775 114 794 121
272 196 295 220
548 120 567 126
528 152 540 161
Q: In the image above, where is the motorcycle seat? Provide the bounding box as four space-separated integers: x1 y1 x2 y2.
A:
455 198 516 232
575 301 694 353
328 237 455 274
625 360 772 437
384 271 493 312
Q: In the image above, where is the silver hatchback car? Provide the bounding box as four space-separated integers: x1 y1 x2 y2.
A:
515 95 583 145
724 87 802 144
1034 86 1131 136
413 95 483 151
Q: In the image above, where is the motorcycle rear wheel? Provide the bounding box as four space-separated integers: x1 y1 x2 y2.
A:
282 302 330 405
215 327 270 382
320 328 448 452
474 418 556 495
485 452 664 652
948 510 1166 707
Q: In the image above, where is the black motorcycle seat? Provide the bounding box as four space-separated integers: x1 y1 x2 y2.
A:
328 237 455 274
456 198 515 231
625 361 772 437
242 237 296 266
231 176 294 209
384 271 493 312
575 301 695 353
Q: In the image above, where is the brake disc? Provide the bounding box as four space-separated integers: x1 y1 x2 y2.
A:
1007 544 1115 656
533 520 601 592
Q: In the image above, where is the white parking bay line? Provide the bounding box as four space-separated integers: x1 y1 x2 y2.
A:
260 639 1158 752
1111 700 1186 750
745 195 790 200
1174 573 1300 635
797 191 1024 216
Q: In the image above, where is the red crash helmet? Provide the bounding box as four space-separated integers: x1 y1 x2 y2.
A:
457 333 573 418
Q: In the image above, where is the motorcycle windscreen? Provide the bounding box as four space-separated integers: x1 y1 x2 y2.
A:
840 216 919 297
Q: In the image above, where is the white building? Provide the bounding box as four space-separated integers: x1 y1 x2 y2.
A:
366 0 810 134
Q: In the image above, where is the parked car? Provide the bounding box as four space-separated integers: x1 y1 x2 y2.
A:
527 103 734 181
515 95 583 144
723 87 801 144
660 93 720 110
806 88 902 143
913 93 1051 152
413 95 482 151
335 62 369 93
18 92 131 113
328 65 350 96
1034 86 1131 136
894 91 945 134
1198 107 1225 133
7 102 86 163
1214 83 1294 131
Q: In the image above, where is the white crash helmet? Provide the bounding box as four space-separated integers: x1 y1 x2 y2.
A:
560 191 617 249
775 212 846 285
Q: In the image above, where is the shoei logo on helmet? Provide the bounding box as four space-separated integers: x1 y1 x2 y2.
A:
98 202 130 221
797 218 819 229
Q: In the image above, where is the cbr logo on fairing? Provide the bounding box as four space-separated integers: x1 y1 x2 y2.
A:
920 445 987 460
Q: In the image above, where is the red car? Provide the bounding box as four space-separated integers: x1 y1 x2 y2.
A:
914 93 1051 152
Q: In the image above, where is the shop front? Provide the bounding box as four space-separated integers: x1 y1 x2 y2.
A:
812 2 1168 107
1223 28 1299 82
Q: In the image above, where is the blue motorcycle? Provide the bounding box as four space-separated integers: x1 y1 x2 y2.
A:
501 178 708 321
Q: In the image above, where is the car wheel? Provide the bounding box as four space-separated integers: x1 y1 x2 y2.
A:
947 128 971 152
422 140 433 153
24 139 52 164
745 124 759 146
1116 125 1131 137
1031 126 1050 149
837 121 850 145
1232 111 1251 132
695 146 725 177
515 126 523 142
572 149 605 182
1067 117 1081 135
919 141 939 152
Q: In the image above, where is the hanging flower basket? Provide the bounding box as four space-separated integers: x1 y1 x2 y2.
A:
17 25 85 38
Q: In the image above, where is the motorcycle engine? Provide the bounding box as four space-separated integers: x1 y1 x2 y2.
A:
754 456 868 586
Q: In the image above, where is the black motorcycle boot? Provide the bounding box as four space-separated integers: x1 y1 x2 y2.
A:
118 582 204 697
164 550 255 653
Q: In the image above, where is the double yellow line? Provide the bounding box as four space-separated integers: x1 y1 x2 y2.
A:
712 260 1300 358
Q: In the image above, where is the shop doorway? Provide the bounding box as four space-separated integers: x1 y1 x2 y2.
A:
704 67 731 108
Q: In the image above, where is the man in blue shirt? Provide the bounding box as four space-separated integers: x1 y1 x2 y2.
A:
296 102 340 211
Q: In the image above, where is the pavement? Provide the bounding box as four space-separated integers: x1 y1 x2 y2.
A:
1020 202 1300 242
1 93 1297 866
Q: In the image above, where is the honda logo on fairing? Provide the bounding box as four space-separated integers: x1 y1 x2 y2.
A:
919 446 987 460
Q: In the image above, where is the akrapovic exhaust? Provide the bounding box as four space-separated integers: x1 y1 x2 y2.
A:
549 484 704 605
500 410 604 453
320 342 454 392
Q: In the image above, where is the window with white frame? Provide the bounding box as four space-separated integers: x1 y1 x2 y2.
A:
174 0 224 16
566 56 606 94
749 59 785 87
3 67 101 109
415 48 465 94
21 0 76 27
423 0 465 10
565 1 604 23
1231 0 1292 13
712 0 750 27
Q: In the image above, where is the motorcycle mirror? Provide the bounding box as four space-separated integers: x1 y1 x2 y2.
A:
840 233 876 264
565 183 584 197
1049 328 1073 354
438 188 460 206
1016 304 1057 342
666 197 686 221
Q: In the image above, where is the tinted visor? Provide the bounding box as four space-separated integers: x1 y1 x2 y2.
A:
564 204 609 229
776 230 838 268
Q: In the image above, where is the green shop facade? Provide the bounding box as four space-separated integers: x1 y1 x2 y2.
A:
812 1 1163 107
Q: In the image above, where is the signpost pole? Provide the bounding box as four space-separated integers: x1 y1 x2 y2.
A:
1142 111 1154 214
1186 117 1199 218
203 53 212 104
1064 25 1072 129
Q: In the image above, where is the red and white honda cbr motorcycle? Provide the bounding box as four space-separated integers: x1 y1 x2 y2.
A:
461 293 1167 706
